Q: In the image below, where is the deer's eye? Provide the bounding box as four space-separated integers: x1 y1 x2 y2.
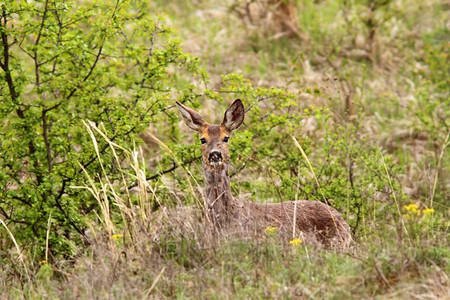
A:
223 137 229 143
200 138 207 144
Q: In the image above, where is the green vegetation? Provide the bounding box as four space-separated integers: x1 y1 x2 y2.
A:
1 0 448 298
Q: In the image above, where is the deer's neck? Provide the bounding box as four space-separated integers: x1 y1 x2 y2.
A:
203 165 234 228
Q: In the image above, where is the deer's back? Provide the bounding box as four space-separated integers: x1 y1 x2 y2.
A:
232 199 352 248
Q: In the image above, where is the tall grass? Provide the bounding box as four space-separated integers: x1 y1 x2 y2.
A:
2 119 448 299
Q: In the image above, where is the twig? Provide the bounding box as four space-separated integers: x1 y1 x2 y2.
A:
142 266 166 299
430 131 450 207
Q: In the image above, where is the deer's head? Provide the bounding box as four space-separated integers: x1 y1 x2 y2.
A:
176 100 244 170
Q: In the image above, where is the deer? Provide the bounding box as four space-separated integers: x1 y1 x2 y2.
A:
175 99 352 249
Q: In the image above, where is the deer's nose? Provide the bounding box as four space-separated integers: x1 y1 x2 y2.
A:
209 151 223 165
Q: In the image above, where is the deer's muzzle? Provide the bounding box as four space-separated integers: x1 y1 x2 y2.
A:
208 150 223 165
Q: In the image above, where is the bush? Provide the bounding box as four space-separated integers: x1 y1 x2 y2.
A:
0 0 205 255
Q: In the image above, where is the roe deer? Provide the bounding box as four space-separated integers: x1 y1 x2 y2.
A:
176 99 352 248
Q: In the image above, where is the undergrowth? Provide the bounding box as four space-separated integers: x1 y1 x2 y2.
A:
1 0 449 299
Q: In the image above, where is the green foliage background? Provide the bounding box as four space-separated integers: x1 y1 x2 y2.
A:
0 0 206 254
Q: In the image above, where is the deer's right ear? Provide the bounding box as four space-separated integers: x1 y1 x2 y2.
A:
175 101 206 131
222 99 244 132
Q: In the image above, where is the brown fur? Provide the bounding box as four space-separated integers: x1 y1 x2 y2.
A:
176 100 352 249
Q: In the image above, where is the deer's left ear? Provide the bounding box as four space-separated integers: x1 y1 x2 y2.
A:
222 99 245 132
176 101 206 131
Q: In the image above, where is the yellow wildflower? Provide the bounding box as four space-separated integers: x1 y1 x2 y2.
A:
39 260 47 265
265 226 277 234
289 238 302 246
403 203 419 213
111 234 123 240
404 203 421 215
422 208 434 215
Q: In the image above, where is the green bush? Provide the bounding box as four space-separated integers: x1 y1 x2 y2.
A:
0 0 204 255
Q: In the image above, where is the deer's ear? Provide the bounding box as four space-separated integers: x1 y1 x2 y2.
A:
222 99 244 132
176 101 206 131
